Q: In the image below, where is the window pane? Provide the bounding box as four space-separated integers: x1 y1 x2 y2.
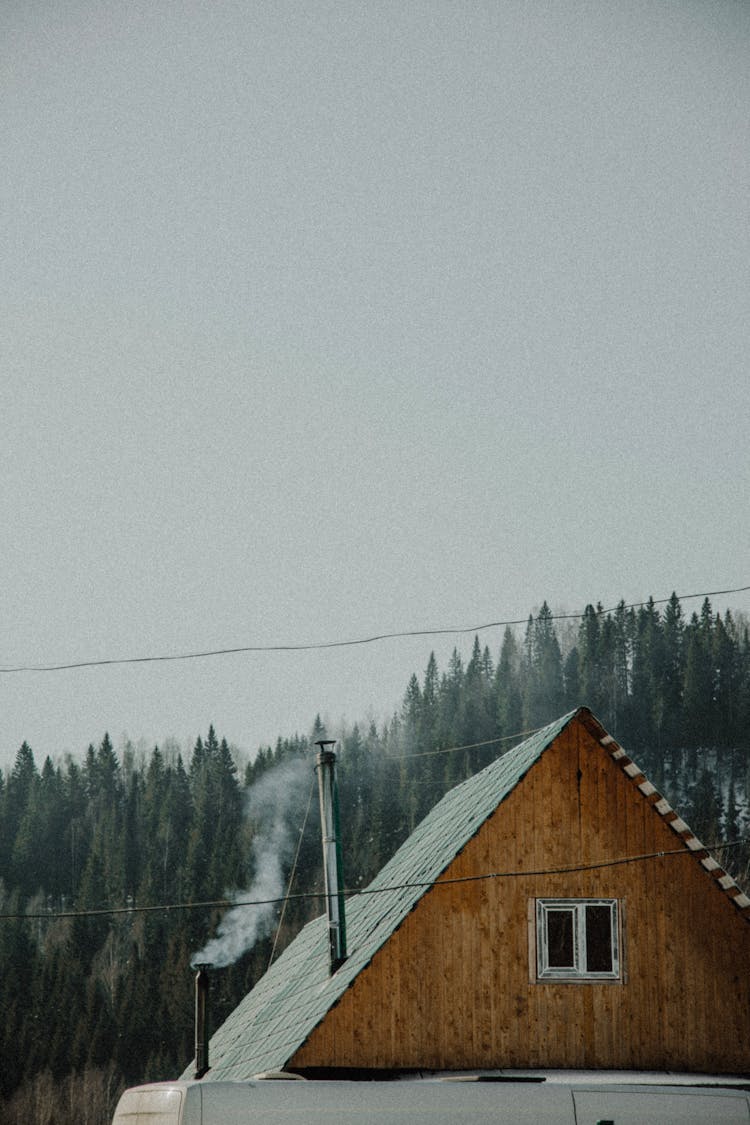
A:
585 904 613 972
546 909 575 968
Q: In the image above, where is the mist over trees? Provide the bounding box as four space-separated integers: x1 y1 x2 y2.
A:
0 594 748 1123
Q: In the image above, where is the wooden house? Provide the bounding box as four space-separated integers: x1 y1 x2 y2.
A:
190 708 750 1078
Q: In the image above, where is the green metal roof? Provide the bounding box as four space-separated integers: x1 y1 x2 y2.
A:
188 710 578 1081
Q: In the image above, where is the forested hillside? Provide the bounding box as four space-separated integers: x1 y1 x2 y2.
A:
0 595 748 1123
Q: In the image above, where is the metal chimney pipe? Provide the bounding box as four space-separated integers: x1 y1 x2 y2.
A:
315 740 347 973
193 963 211 1079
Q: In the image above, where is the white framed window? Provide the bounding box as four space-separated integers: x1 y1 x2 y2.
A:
535 899 620 980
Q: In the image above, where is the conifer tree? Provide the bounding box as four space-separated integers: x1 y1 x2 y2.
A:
683 610 714 754
496 626 522 737
577 605 604 715
687 767 723 845
3 743 39 887
660 592 684 749
524 603 564 727
713 612 739 750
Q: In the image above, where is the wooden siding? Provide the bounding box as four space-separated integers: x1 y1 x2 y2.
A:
290 717 750 1073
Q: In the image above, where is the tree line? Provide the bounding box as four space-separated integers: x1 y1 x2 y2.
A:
0 593 747 1123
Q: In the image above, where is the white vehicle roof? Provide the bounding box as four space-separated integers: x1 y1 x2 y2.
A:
113 1076 750 1125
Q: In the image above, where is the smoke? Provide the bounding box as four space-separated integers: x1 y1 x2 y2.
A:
191 755 311 969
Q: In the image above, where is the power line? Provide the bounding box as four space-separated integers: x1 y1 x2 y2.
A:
5 837 747 922
268 775 316 970
395 728 542 759
1 583 748 675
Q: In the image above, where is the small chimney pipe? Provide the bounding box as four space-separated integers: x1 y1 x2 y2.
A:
315 740 347 973
193 963 211 1079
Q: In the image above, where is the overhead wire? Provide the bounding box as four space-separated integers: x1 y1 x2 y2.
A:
1 583 748 674
394 728 542 759
0 719 742 918
267 774 316 970
4 837 748 922
1 586 747 925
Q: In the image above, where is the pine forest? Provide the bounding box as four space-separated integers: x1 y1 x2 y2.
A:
1 594 749 1123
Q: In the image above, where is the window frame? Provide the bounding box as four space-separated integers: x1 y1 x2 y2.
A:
534 898 622 982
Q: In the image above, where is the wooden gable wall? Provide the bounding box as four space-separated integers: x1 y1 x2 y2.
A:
290 715 750 1074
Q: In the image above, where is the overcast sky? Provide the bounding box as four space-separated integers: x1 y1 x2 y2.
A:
2 0 748 771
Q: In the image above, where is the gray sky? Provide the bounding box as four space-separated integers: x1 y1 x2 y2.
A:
2 0 749 771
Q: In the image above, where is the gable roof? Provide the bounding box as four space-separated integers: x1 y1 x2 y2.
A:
190 708 750 1081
